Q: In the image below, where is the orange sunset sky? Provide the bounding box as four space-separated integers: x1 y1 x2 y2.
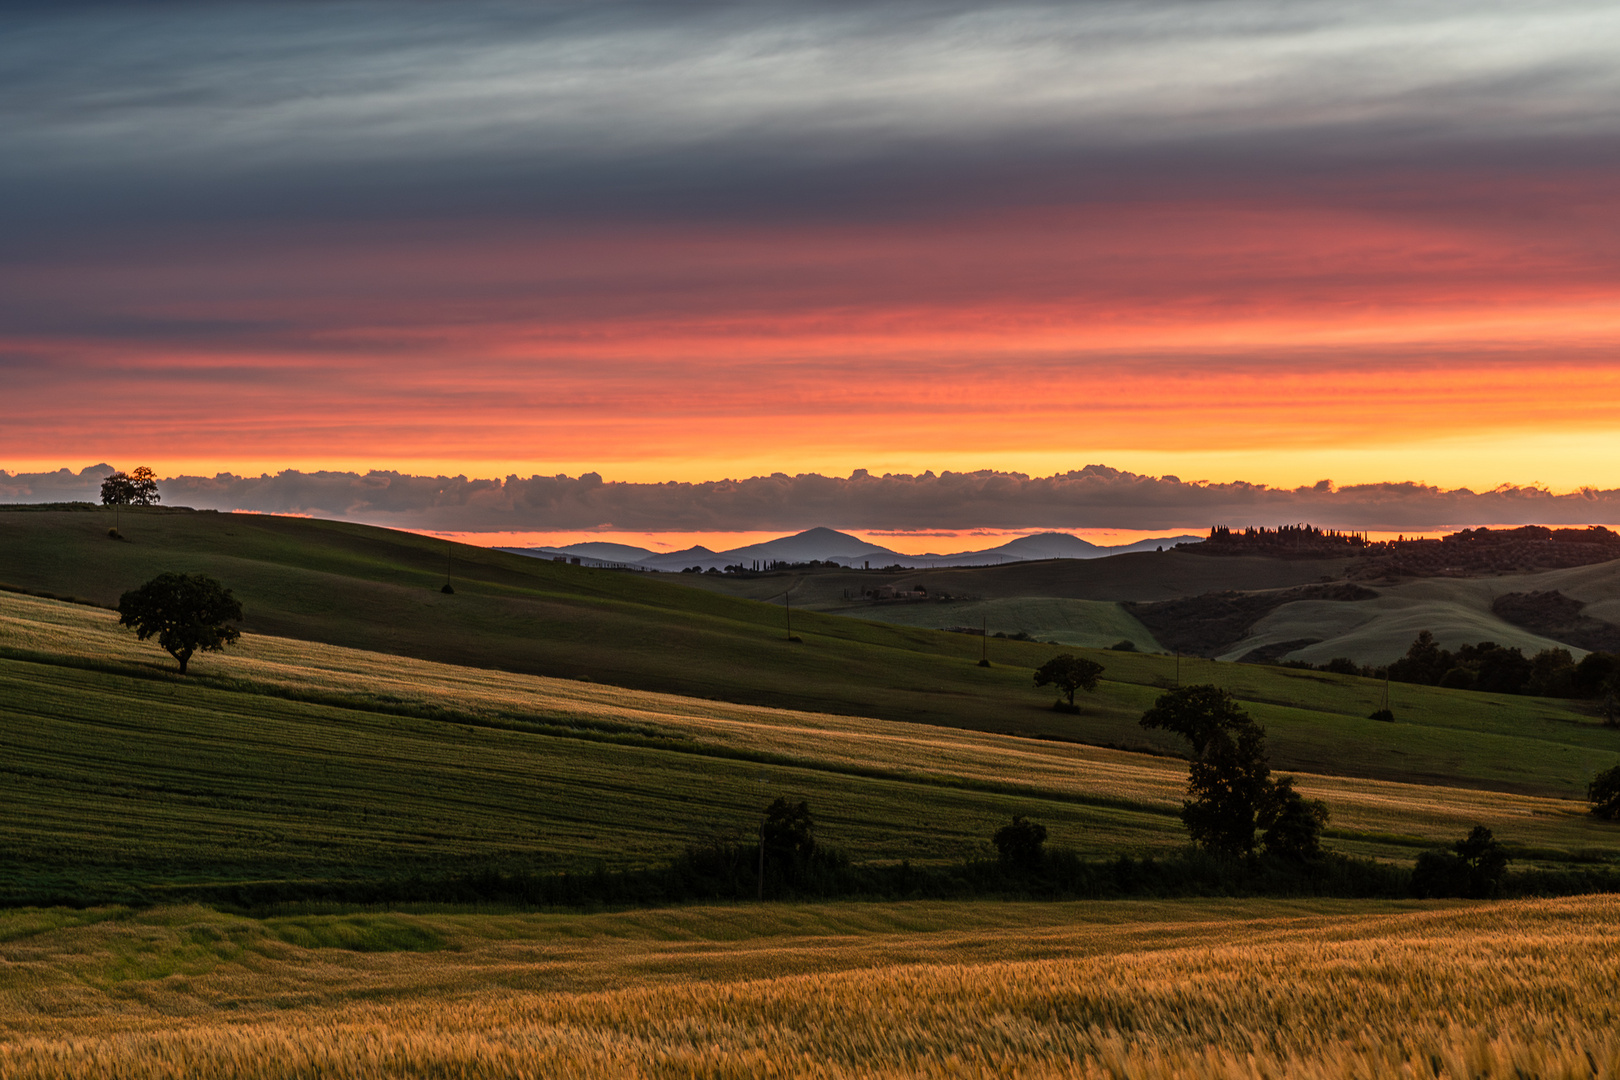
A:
5 2 1620 534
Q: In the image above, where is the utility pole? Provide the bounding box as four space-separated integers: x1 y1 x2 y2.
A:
442 540 455 594
783 581 801 641
979 616 989 667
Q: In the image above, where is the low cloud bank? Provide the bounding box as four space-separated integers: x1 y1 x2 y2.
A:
7 464 1620 534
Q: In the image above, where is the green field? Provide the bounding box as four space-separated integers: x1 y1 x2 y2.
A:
3 589 1620 904
822 595 1165 651
0 505 1161 742
1235 562 1620 665
3 506 1617 802
671 538 1620 665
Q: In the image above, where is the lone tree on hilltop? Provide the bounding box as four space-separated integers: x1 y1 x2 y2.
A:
1033 654 1105 711
101 466 160 507
128 465 161 506
1140 684 1327 859
117 573 243 674
100 471 135 506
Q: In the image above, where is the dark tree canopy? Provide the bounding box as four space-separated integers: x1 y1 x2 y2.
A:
1388 630 1449 685
1258 775 1329 861
1589 764 1620 820
1140 684 1327 859
1386 630 1576 698
1141 685 1272 856
101 466 160 507
116 573 243 674
128 465 161 506
1032 653 1105 707
761 797 816 868
1411 825 1510 898
1138 684 1253 757
100 471 135 506
992 815 1048 871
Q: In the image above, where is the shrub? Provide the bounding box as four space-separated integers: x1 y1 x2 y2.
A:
992 816 1048 871
1411 825 1510 898
762 797 816 868
1438 667 1474 690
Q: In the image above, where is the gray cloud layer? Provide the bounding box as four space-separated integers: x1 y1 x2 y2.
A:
7 464 1619 533
4 0 1618 242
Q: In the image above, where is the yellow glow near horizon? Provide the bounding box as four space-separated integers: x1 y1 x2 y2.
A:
17 422 1620 497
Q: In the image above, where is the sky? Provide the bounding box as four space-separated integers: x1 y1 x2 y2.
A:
5 1 1620 534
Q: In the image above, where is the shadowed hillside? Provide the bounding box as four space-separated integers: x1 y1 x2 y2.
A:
2 505 1098 739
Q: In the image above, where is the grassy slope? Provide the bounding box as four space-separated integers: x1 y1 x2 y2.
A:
2 509 1617 797
1227 565 1620 665
3 591 1618 901
673 550 1353 606
669 541 1620 666
1 505 1103 739
820 596 1165 651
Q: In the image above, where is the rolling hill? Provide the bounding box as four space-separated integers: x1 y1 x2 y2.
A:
4 505 1618 796
670 545 1620 665
4 588 1620 908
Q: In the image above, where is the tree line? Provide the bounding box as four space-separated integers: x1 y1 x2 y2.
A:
1293 630 1619 711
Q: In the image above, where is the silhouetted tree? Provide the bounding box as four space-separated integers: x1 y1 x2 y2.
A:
761 797 815 869
128 465 161 506
116 573 243 674
992 815 1048 871
1573 652 1618 699
1389 631 1452 685
1589 765 1620 820
1258 775 1329 861
1033 654 1105 709
1140 685 1272 857
1458 642 1532 695
1526 648 1576 698
1411 825 1510 898
100 471 135 506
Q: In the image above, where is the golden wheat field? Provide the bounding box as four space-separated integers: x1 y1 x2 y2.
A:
1 590 1606 859
1 896 1618 1078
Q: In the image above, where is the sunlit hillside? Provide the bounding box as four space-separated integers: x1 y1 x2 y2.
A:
2 896 1618 1078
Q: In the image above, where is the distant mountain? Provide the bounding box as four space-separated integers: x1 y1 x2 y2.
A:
505 527 1204 571
548 541 666 562
1100 535 1204 556
977 532 1103 559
